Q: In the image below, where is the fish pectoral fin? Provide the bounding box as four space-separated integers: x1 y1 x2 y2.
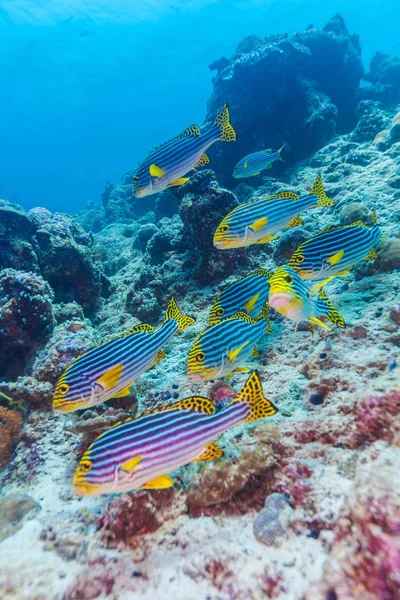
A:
166 177 189 187
112 384 134 399
193 443 224 463
163 396 216 415
96 364 123 391
130 323 155 333
308 317 331 331
195 153 210 167
233 367 250 373
326 250 345 265
149 163 166 178
251 346 260 358
141 474 174 489
149 350 167 369
250 217 268 232
286 216 303 228
309 277 335 295
244 161 248 169
227 341 250 363
364 248 378 261
335 268 352 276
120 455 142 473
179 124 201 138
244 294 261 314
256 234 278 244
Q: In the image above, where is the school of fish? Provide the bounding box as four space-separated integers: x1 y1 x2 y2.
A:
51 103 386 496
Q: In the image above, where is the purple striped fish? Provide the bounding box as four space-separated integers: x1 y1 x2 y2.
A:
73 372 278 495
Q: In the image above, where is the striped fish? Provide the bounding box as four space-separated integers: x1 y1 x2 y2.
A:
53 298 195 414
213 175 333 250
132 104 236 198
268 266 345 332
187 309 271 382
73 372 278 495
288 219 382 292
233 147 284 178
208 268 272 326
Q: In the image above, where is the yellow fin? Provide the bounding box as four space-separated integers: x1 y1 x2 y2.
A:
179 124 201 137
149 349 167 369
256 233 277 244
193 442 224 463
213 103 237 142
195 153 210 167
309 277 334 295
286 216 303 228
163 396 216 415
364 248 378 261
233 367 250 373
141 474 174 489
227 341 250 362
318 288 346 329
167 177 190 187
97 364 123 391
244 161 248 169
274 191 298 200
251 217 268 232
310 175 334 207
252 346 260 358
131 323 155 333
308 317 331 331
120 455 142 473
232 371 277 421
244 294 261 314
164 297 195 332
249 267 272 279
149 163 166 178
112 384 134 399
326 250 345 265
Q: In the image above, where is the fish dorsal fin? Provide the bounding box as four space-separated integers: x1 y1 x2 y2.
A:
231 371 278 421
149 164 166 178
286 216 303 228
271 191 299 200
228 311 255 324
248 267 272 279
263 148 272 154
130 323 155 334
179 124 201 138
96 364 123 391
162 396 216 415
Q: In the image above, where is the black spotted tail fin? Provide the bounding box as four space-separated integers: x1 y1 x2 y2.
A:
164 297 195 333
213 104 237 142
318 288 345 328
232 371 277 422
310 175 334 207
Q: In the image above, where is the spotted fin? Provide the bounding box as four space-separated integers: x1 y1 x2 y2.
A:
213 103 237 142
96 364 123 391
193 443 224 463
286 216 303 228
149 164 166 178
120 455 142 473
163 396 216 415
244 294 261 314
229 311 256 324
364 248 378 261
252 346 260 358
326 250 345 265
232 371 278 421
251 217 268 232
112 384 134 399
164 297 195 332
274 191 298 200
141 475 174 489
249 267 272 279
179 124 201 137
310 175 334 207
131 323 155 334
195 153 210 167
318 288 346 328
257 303 273 333
167 177 190 187
149 349 167 369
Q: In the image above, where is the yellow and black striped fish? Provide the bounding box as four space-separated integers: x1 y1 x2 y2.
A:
208 268 272 326
288 218 382 291
73 372 278 495
53 298 195 413
188 308 271 382
213 175 333 249
132 104 236 198
268 265 345 332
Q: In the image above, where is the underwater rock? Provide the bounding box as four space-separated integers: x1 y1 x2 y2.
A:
102 183 132 223
0 269 54 379
135 223 159 251
339 202 370 225
53 301 86 325
374 237 400 272
206 15 363 187
146 216 188 264
364 51 400 105
253 493 293 546
0 494 40 541
174 169 217 200
350 100 391 142
273 228 310 264
29 208 103 312
0 405 22 469
0 199 39 272
76 207 105 233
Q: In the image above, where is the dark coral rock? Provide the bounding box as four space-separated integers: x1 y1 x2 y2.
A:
253 493 293 545
155 191 179 219
0 269 54 379
135 223 159 251
0 200 39 272
126 286 162 323
102 183 132 223
146 216 188 264
179 181 249 284
350 100 391 142
206 15 363 187
174 169 217 201
29 208 103 312
76 208 105 233
273 228 310 264
364 52 400 105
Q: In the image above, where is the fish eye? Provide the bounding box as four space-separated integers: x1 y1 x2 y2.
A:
216 307 224 317
219 224 230 234
295 254 305 263
133 175 139 183
80 460 92 473
284 275 293 284
195 352 206 363
57 383 70 395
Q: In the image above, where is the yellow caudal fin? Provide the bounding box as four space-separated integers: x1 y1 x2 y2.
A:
213 103 237 142
318 288 346 328
232 372 277 422
310 175 334 207
164 297 195 332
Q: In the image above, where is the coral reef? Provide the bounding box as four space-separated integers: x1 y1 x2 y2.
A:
0 406 22 469
253 493 294 546
0 495 40 542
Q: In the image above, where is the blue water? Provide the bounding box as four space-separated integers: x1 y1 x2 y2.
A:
0 0 398 213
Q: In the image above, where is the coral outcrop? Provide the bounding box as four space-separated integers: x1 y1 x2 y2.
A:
0 405 22 469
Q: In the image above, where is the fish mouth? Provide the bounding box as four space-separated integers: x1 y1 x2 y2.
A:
188 372 206 383
269 292 294 309
134 187 148 198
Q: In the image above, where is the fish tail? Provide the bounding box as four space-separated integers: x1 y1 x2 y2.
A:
318 289 346 328
310 175 334 207
231 371 278 422
278 145 285 162
213 103 237 142
164 297 195 333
